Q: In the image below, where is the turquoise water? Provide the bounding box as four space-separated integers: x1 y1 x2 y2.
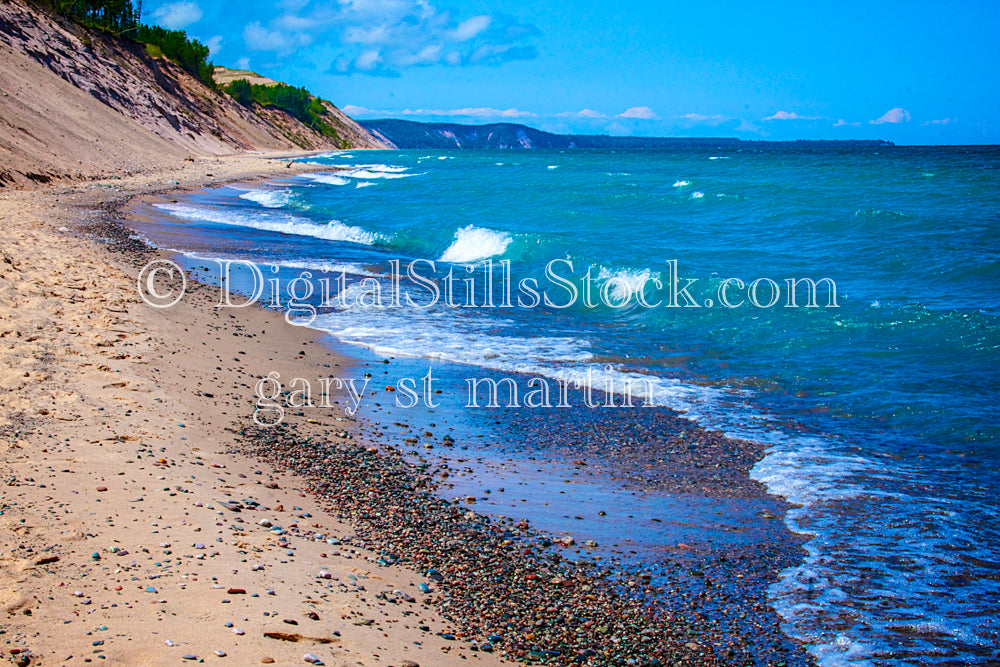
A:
142 146 1000 665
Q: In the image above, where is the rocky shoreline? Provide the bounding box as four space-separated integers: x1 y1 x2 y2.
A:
233 403 812 666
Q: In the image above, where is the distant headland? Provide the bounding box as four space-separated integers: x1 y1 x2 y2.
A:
360 118 894 150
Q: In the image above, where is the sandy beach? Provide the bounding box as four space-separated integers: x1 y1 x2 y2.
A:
0 155 511 666
0 153 812 667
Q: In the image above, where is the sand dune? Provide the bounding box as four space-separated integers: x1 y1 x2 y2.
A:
0 0 385 189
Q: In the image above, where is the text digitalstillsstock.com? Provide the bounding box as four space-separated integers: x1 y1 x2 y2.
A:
138 257 840 324
136 257 839 425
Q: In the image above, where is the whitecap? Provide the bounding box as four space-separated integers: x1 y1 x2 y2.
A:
439 225 512 263
302 173 350 186
340 169 414 180
595 266 662 303
153 203 383 246
238 188 292 208
273 260 380 277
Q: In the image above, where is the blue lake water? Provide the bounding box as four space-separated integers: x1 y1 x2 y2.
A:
137 145 1000 665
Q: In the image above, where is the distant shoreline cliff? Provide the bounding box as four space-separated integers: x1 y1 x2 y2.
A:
361 118 895 150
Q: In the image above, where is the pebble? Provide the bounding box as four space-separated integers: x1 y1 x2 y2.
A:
234 406 800 666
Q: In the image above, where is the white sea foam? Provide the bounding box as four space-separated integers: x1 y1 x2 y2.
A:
304 151 354 160
547 365 723 414
308 281 588 363
744 421 1000 664
340 169 414 180
272 260 380 277
439 225 513 263
180 251 380 278
595 266 662 303
306 281 724 414
356 181 375 188
547 165 559 170
305 294 728 423
303 164 415 184
302 173 350 186
153 203 383 246
238 188 292 208
327 163 409 173
672 180 691 187
691 191 705 199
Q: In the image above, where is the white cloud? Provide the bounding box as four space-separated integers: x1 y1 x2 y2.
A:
446 15 491 42
619 106 659 120
923 118 955 126
467 43 536 65
204 35 223 55
354 49 382 71
834 119 861 127
400 107 537 118
243 1 538 75
765 110 800 120
396 44 442 66
342 104 373 116
273 13 325 32
678 112 726 124
343 24 391 44
152 1 203 30
235 57 250 70
871 108 911 125
556 108 606 119
339 105 536 119
244 21 313 53
764 110 822 121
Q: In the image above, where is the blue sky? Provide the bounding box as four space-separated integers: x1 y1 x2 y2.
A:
147 0 999 144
